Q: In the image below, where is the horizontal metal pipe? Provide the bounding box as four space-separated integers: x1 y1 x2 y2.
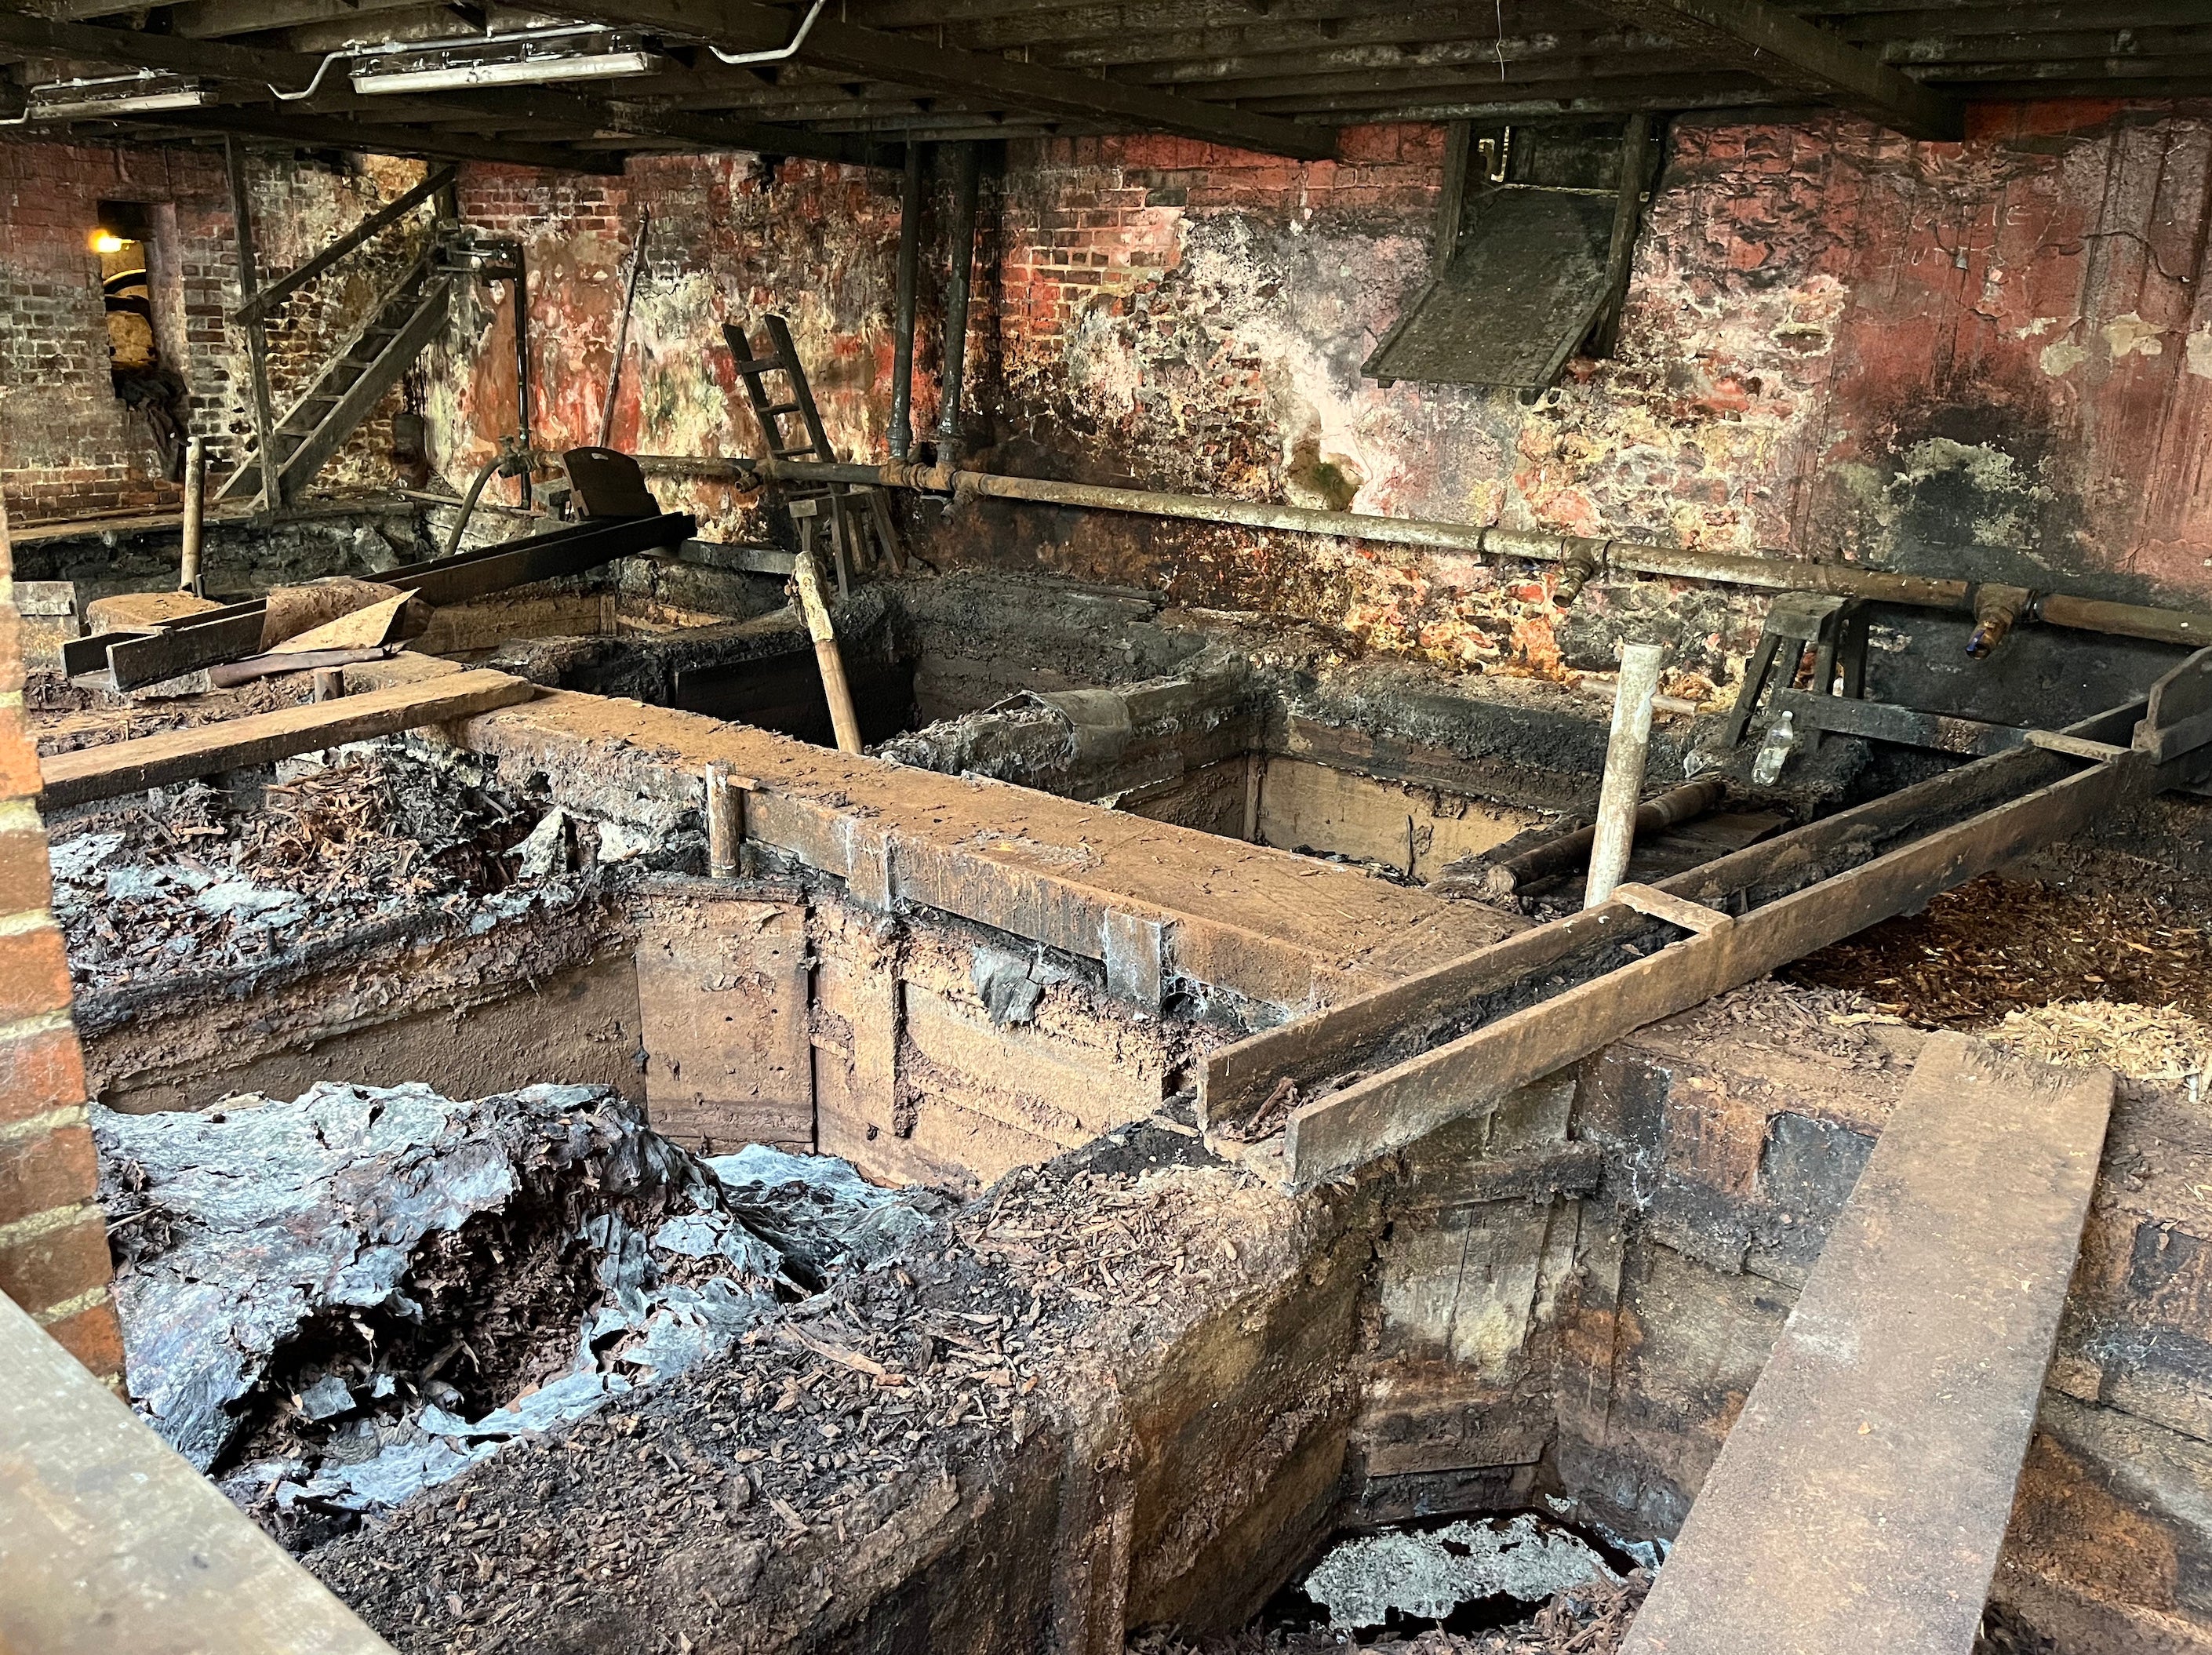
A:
629 453 2212 652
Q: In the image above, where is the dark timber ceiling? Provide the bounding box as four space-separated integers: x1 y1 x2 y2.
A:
2 1 2210 170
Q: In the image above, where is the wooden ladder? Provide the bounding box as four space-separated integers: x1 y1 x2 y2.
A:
722 312 902 595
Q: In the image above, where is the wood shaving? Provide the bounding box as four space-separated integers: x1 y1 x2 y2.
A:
1987 1000 2210 1088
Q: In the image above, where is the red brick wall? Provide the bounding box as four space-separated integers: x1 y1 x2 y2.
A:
0 485 124 1384
0 140 427 526
435 107 2212 682
953 106 2212 678
438 153 935 542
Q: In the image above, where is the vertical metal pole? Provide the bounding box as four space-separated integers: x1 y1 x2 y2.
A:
511 252 533 463
598 207 649 451
934 141 981 459
1584 641 1667 908
224 138 282 515
888 141 923 461
178 436 206 595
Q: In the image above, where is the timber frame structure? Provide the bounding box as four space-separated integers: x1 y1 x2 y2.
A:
5 2 2211 166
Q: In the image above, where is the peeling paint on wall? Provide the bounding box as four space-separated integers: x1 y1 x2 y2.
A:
399 106 2212 685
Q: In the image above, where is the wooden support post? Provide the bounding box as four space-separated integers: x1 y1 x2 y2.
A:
39 669 533 808
706 762 744 879
1590 111 1657 358
791 547 864 755
178 435 206 595
311 667 345 703
1432 121 1472 276
1584 641 1665 907
224 138 282 516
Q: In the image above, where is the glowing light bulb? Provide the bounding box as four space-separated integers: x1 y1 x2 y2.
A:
91 231 126 254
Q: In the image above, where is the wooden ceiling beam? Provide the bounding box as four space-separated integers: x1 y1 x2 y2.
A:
148 104 628 169
557 0 1335 157
1570 0 1964 137
169 0 432 42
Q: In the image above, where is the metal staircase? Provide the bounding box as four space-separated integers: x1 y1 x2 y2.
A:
217 250 451 505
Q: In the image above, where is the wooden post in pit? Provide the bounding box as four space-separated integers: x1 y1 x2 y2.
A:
706 763 744 879
791 547 864 755
1584 641 1666 907
179 435 206 595
311 667 345 704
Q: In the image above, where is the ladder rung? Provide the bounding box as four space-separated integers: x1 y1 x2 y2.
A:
763 401 803 417
730 355 785 376
771 445 821 459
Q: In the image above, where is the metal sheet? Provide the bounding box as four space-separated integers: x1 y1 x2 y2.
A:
1617 1032 2112 1655
1365 188 1615 390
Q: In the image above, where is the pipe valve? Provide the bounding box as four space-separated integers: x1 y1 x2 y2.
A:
1967 583 2036 659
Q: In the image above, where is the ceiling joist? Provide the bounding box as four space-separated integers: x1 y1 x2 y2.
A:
1572 0 1966 139
555 0 1337 158
11 1 2212 168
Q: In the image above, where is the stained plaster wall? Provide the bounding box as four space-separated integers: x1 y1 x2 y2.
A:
0 140 435 522
436 155 953 544
427 102 2212 697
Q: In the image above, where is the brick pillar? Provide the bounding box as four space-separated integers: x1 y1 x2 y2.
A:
0 485 126 1386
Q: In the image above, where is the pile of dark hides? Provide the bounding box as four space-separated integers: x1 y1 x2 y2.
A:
94 1082 942 1547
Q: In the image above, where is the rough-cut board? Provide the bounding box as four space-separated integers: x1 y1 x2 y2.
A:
1617 1032 2112 1655
0 1292 394 1654
635 899 813 1154
38 668 533 808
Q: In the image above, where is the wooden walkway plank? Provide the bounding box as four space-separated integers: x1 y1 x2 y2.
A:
0 1291 395 1654
1617 1031 2113 1655
38 668 534 808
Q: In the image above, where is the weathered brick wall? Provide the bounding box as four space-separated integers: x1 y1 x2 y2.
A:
426 104 2212 683
435 154 922 544
0 486 123 1384
0 139 426 524
957 104 2212 680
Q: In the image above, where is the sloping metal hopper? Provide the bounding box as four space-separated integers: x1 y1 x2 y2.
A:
1365 185 1617 391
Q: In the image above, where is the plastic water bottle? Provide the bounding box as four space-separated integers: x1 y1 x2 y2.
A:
1751 711 1798 787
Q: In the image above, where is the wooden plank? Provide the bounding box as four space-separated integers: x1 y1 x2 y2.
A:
1617 1033 2112 1655
1205 707 2146 1140
38 668 533 807
0 1292 395 1655
1283 747 2148 1185
635 899 814 1154
1610 882 1732 933
1199 900 1636 1130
